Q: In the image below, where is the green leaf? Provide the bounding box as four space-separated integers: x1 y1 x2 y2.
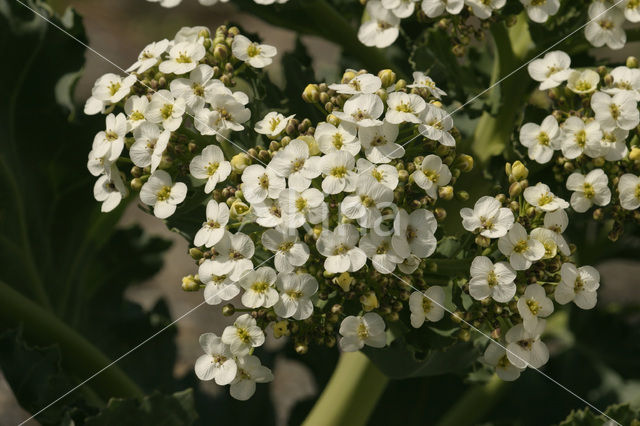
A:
556 403 640 426
83 389 198 426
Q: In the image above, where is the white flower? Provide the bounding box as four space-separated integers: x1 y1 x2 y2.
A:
328 73 382 95
87 148 111 177
381 0 416 18
591 91 639 131
498 223 545 270
194 200 230 248
465 0 506 20
398 255 421 274
519 115 561 164
173 26 209 43
147 0 182 7
261 228 310 273
421 0 464 18
238 266 279 309
255 111 294 137
566 169 611 213
406 71 447 98
159 41 206 75
339 313 386 351
146 90 186 131
169 64 220 113
316 224 367 273
419 106 455 147
210 232 255 281
585 2 626 50
468 256 516 303
85 73 137 114
505 320 549 369
530 228 559 259
623 0 640 22
273 273 318 320
543 209 570 256
124 95 149 130
241 164 286 203
199 260 239 305
229 356 273 401
189 145 232 194
93 167 128 213
341 175 393 228
517 284 554 332
523 182 569 212
600 128 629 162
92 113 127 162
560 117 603 159
195 93 251 137
555 263 600 310
566 69 600 94
231 35 277 68
408 287 445 328
527 51 572 90
385 92 426 124
130 122 170 173
391 208 437 258
360 230 404 274
139 170 187 219
618 173 640 210
315 122 360 155
127 39 170 74
221 314 265 356
460 196 514 238
356 158 399 190
195 333 237 386
357 1 400 48
333 93 385 128
252 199 284 228
319 151 357 195
604 66 640 100
412 154 452 198
269 139 321 191
359 121 403 163
279 188 327 228
483 342 524 381
520 0 559 23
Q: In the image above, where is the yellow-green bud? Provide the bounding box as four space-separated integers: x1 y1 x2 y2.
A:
509 181 524 197
230 152 251 173
394 79 407 90
230 199 250 219
341 70 356 83
189 247 204 260
302 84 320 103
213 44 229 61
438 185 454 200
629 146 640 161
298 135 320 156
360 291 379 311
222 304 235 316
378 69 397 88
454 154 474 172
181 274 200 292
511 160 529 180
626 56 638 68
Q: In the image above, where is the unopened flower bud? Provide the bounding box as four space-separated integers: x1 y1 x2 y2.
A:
341 70 356 83
222 304 235 316
454 154 474 172
360 291 379 311
395 79 406 91
378 69 396 88
295 342 309 355
434 207 447 222
627 56 638 68
456 190 470 201
475 235 491 247
438 185 454 200
509 181 524 197
230 152 251 173
511 160 529 180
302 84 320 103
130 178 143 191
273 321 290 338
181 274 200 292
333 272 354 292
213 44 229 61
230 199 250 219
189 247 203 260
629 146 640 161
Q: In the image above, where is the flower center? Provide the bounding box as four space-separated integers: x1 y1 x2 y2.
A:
537 193 553 206
513 240 528 254
250 281 270 293
609 103 621 120
421 297 432 313
423 169 439 182
583 182 595 199
487 270 498 287
575 130 586 147
352 109 371 121
108 82 121 96
176 52 192 64
635 184 640 200
376 242 389 255
545 66 559 78
229 249 244 260
574 277 584 292
206 162 220 176
332 133 344 149
258 174 269 189
574 80 593 92
295 197 308 211
599 19 614 30
333 244 349 255
331 166 348 178
278 241 295 252
357 322 369 339
395 102 413 113
269 117 281 132
286 290 303 300
206 220 220 229
246 44 261 57
105 131 119 141
192 82 205 97
236 327 251 343
526 298 541 315
360 194 375 207
160 103 174 120
371 169 384 182
292 158 305 172
537 132 550 146
131 110 145 121
156 185 172 202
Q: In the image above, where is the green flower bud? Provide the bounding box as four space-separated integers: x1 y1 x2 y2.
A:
511 160 529 180
222 304 235 316
230 152 251 173
626 56 638 68
189 247 203 260
302 84 320 103
181 274 201 292
378 69 397 88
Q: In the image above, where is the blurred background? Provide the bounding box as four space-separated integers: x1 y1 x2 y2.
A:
2 1 640 425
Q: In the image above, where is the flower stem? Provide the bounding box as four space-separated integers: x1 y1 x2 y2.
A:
0 280 144 401
303 351 388 426
435 374 510 426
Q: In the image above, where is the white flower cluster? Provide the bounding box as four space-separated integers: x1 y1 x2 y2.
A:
461 187 601 381
358 0 638 50
522 50 640 213
86 26 276 213
147 0 288 8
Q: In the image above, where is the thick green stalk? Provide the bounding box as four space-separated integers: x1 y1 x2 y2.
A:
0 281 144 401
472 15 534 163
435 375 510 426
303 351 388 426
